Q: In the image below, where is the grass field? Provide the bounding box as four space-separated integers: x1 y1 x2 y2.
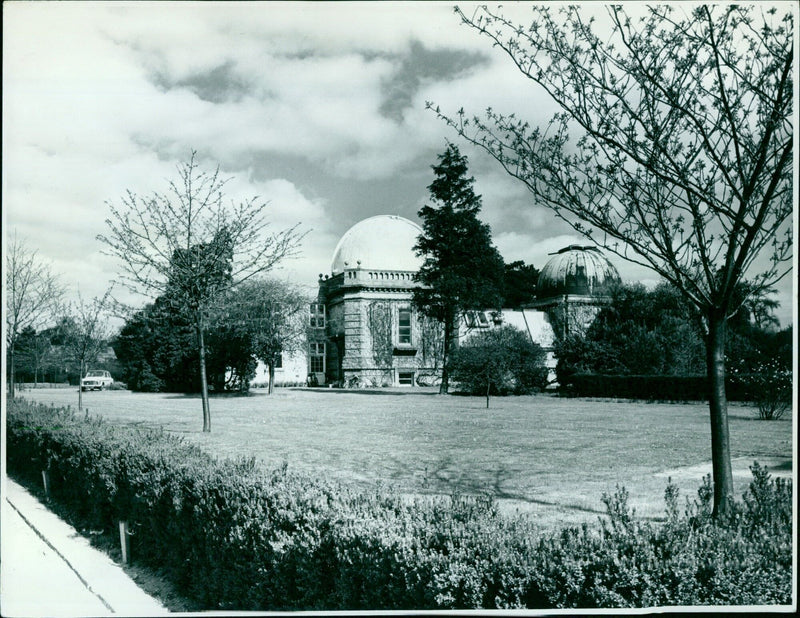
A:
17 386 794 529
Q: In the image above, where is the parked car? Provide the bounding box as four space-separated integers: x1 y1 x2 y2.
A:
81 370 114 391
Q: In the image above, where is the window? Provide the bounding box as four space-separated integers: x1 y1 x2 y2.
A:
398 308 412 345
310 342 325 373
274 354 283 369
398 371 415 386
466 311 490 328
310 303 326 328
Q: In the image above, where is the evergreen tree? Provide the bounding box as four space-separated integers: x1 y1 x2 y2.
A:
413 143 505 394
503 260 540 308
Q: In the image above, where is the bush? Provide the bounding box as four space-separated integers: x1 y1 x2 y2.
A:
728 361 792 420
450 326 549 399
6 397 793 610
564 374 707 400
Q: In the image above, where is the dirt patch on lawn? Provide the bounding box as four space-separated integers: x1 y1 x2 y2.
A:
654 456 793 483
494 456 794 530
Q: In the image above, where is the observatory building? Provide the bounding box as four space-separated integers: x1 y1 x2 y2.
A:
308 215 436 387
304 216 621 387
531 245 621 339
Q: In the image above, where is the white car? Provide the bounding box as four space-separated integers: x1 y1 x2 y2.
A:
81 370 114 391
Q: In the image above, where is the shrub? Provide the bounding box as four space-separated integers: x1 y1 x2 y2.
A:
450 325 548 400
728 361 792 420
6 397 793 610
564 374 708 401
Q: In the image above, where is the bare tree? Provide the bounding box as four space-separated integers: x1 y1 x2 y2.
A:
5 233 65 397
98 152 304 431
433 5 793 515
62 290 113 411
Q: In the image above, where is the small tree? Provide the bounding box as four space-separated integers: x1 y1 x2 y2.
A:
16 328 53 387
434 5 793 516
413 143 506 394
449 325 548 407
224 278 308 394
5 233 65 397
98 152 304 431
62 291 113 411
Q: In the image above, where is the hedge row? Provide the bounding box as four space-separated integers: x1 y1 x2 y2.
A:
563 373 790 402
6 398 793 609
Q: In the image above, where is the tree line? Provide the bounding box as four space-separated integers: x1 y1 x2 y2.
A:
114 278 307 394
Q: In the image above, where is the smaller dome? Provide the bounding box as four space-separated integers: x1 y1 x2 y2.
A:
537 245 620 299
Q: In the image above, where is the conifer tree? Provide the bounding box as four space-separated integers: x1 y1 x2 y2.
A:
413 143 505 394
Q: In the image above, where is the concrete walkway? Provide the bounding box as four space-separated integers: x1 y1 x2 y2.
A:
1 477 169 617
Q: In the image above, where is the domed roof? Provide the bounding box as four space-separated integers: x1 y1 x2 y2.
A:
537 245 620 299
331 215 423 274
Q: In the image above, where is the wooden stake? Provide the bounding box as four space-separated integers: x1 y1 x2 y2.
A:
119 521 131 564
41 471 50 501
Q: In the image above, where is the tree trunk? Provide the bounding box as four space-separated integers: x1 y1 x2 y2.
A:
439 316 454 395
706 313 734 517
197 325 211 433
268 362 275 394
9 340 16 398
485 376 490 409
78 358 84 411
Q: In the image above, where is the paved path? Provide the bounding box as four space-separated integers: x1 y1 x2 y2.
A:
1 477 168 617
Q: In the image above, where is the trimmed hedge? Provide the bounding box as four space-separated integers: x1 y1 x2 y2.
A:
6 397 793 609
563 373 787 402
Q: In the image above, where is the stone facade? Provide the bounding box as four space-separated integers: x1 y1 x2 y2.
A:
310 266 441 387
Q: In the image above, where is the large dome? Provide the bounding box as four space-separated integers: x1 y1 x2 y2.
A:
331 215 423 274
537 245 620 299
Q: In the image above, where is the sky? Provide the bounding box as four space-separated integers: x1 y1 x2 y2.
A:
3 1 796 328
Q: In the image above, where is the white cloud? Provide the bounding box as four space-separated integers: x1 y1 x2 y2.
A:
3 1 794 330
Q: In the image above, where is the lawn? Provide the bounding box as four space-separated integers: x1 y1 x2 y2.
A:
18 386 793 529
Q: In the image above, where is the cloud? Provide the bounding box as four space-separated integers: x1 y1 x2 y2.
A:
378 39 489 122
3 1 794 330
153 61 252 104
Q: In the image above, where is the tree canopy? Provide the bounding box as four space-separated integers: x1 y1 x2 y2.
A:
450 325 548 407
221 278 309 394
62 291 113 411
5 233 65 396
113 278 308 394
503 260 540 308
